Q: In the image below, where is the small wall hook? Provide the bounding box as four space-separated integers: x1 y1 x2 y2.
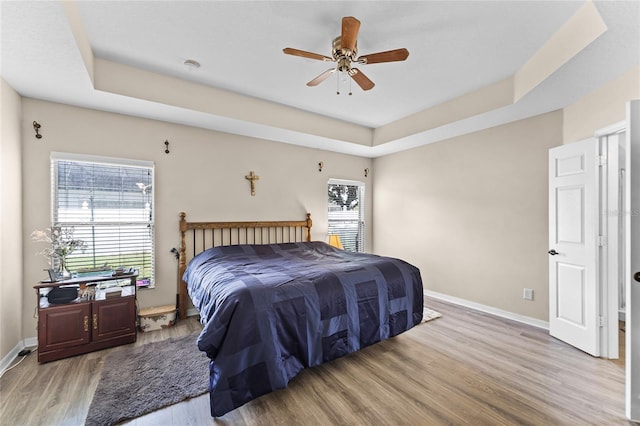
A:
364 168 369 178
164 140 170 154
318 161 324 172
33 121 42 139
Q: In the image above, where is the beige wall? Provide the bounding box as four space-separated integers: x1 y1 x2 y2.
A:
20 98 372 340
10 65 637 349
1 78 24 360
563 66 640 143
373 111 563 321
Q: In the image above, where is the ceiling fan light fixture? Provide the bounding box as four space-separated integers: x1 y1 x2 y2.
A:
183 59 200 71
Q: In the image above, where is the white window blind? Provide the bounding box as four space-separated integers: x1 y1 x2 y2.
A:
328 179 365 252
51 153 155 287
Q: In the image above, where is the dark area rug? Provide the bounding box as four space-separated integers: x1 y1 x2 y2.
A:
85 332 209 426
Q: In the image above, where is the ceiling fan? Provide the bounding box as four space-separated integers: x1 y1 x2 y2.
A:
283 16 409 93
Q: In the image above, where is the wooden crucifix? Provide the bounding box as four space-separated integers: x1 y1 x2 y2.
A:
245 171 259 196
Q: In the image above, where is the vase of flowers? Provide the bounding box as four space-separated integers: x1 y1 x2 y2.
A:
31 227 87 278
58 257 70 278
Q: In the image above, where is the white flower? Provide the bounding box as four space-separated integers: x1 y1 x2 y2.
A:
31 227 87 266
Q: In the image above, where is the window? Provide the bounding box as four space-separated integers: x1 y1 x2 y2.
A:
327 179 365 252
51 153 155 287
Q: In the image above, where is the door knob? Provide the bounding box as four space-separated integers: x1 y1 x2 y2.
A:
548 249 559 256
634 272 640 283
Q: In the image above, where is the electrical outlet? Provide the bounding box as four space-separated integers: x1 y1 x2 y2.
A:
523 288 534 301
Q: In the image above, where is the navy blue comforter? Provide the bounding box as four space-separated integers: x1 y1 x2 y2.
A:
183 241 423 417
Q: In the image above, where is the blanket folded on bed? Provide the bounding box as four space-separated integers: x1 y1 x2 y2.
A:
183 241 423 416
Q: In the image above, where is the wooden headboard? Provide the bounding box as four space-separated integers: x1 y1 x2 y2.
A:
177 212 313 319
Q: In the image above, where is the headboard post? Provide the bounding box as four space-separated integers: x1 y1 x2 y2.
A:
305 213 312 242
179 212 187 270
178 212 188 320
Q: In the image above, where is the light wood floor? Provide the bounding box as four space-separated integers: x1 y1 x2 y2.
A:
0 299 633 425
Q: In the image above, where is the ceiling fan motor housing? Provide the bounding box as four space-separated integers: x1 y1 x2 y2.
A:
332 36 357 62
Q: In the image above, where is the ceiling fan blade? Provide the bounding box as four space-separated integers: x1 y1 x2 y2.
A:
341 17 361 53
283 48 333 62
349 68 375 91
358 48 410 64
307 68 337 86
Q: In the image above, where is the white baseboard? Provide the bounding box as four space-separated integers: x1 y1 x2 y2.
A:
0 337 38 375
619 309 626 322
0 344 23 375
425 290 550 330
186 307 199 318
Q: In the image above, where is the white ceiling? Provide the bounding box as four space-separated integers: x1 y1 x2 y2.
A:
1 1 638 157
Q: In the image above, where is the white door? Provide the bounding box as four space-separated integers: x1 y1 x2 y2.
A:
549 138 600 356
626 100 639 421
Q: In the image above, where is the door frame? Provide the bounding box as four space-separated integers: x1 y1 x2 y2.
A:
624 100 639 421
595 122 626 359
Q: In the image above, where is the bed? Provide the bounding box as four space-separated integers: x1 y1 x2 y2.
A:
178 212 424 417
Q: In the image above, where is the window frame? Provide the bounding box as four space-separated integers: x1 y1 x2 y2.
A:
50 152 156 288
327 178 365 253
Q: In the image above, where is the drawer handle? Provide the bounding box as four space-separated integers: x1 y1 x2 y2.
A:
93 313 98 330
83 315 89 332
